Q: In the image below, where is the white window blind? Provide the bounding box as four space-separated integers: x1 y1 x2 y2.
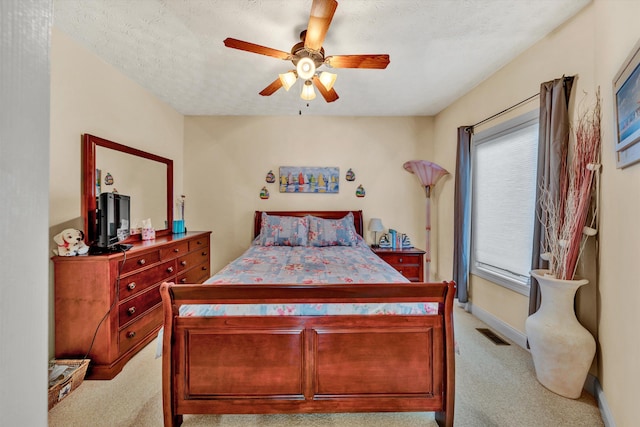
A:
471 111 538 291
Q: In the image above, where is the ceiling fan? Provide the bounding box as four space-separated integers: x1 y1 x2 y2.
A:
223 0 390 103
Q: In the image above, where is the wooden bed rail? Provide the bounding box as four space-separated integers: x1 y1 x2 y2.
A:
160 281 454 307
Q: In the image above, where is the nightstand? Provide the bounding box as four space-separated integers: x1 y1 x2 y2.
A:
372 247 426 282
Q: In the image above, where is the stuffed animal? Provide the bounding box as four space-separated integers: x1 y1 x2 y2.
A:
53 228 90 256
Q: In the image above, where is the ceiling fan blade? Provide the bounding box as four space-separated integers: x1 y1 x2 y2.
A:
224 38 291 60
325 54 390 69
312 75 339 103
259 77 284 96
304 0 338 52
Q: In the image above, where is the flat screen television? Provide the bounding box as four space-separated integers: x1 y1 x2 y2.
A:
96 192 131 248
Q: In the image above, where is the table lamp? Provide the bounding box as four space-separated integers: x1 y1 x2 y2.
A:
368 218 384 248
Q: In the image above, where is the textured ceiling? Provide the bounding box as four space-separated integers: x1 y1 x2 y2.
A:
53 0 591 116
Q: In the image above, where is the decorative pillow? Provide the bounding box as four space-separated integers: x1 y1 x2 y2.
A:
308 212 358 247
258 213 308 246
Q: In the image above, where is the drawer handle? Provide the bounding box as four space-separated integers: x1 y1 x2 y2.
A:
128 307 136 315
196 241 202 245
138 259 146 266
126 331 136 339
202 266 208 271
180 278 187 283
167 267 174 273
181 261 187 266
202 251 208 256
399 258 403 263
127 282 136 290
173 248 180 253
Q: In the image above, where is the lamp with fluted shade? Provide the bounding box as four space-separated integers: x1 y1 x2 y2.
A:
403 160 449 280
368 218 384 248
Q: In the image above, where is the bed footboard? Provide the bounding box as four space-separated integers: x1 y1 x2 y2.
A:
160 282 455 427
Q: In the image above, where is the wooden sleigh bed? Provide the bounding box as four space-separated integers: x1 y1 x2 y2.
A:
159 210 456 427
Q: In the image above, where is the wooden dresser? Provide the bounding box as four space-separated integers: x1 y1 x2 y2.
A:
372 247 425 282
53 231 211 379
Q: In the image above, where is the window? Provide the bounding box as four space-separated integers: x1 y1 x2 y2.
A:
471 110 538 294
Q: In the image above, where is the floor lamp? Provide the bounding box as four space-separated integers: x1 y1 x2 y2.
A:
403 160 449 281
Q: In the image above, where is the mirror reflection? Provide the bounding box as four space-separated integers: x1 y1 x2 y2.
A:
96 146 167 231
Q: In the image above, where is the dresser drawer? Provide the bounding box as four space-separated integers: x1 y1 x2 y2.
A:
188 236 209 252
119 260 176 298
119 284 162 327
177 261 210 284
119 250 162 275
177 248 209 272
119 305 163 355
160 241 189 260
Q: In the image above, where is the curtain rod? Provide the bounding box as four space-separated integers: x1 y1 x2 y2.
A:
469 92 539 130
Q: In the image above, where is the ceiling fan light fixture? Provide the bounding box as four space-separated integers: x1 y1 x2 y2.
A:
318 71 337 91
296 57 316 80
279 71 297 91
300 79 316 100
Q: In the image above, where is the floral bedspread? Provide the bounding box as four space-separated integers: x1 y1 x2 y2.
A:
179 243 439 316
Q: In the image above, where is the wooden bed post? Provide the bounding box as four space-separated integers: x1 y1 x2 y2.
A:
435 280 456 427
160 283 183 427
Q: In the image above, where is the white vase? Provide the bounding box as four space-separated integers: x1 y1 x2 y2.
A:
525 269 596 399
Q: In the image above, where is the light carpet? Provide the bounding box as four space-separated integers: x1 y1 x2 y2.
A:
49 306 604 426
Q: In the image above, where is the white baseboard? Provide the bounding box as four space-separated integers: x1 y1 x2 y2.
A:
594 377 616 427
465 301 528 349
464 302 615 426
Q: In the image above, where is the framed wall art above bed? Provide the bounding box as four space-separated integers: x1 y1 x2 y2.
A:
279 166 339 193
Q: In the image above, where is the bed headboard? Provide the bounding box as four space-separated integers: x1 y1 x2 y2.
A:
254 210 364 239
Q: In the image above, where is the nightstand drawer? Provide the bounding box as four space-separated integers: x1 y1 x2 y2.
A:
373 248 425 282
379 253 421 265
391 265 421 282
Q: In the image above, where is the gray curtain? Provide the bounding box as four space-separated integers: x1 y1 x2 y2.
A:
453 126 472 303
529 76 575 314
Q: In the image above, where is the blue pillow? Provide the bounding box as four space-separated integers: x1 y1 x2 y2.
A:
308 212 358 247
258 213 308 246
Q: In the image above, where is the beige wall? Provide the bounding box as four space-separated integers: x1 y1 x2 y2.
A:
50 28 185 229
183 116 437 274
434 1 640 425
49 28 185 355
592 0 640 424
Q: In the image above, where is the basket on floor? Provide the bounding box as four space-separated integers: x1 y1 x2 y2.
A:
48 359 90 410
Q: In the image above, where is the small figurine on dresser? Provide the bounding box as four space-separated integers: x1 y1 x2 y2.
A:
53 228 90 256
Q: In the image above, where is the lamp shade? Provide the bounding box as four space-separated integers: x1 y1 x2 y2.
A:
369 218 384 232
300 80 316 100
319 71 337 91
403 160 449 197
279 71 297 91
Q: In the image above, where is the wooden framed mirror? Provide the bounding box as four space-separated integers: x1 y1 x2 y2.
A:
82 134 173 245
